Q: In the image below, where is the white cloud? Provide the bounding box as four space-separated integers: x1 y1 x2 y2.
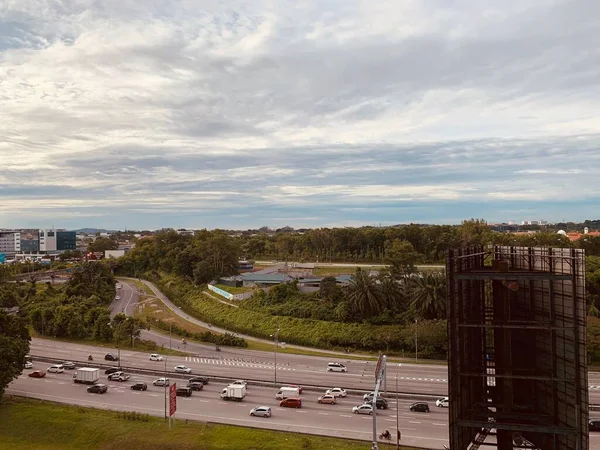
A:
1 0 600 229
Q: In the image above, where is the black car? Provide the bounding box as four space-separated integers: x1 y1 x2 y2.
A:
105 353 119 361
409 402 430 413
87 384 108 394
367 397 388 410
188 376 209 385
591 420 600 432
104 367 122 375
176 387 192 397
187 382 204 391
62 361 76 370
131 382 148 391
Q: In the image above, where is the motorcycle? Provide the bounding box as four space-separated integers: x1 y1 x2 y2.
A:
215 345 221 352
378 432 391 441
88 355 94 361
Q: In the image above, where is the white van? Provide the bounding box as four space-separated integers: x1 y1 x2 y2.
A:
48 364 64 373
327 362 347 372
276 386 301 399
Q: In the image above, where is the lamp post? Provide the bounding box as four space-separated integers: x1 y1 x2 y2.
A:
415 319 418 364
396 363 402 450
164 356 168 423
270 328 280 383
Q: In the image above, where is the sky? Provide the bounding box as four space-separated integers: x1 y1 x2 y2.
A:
1 0 599 231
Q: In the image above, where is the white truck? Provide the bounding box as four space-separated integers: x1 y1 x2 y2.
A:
220 384 246 402
73 367 100 385
276 386 301 399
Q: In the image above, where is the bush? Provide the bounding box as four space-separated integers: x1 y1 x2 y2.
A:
146 317 247 348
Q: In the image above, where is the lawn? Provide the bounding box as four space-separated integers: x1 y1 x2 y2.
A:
0 397 422 450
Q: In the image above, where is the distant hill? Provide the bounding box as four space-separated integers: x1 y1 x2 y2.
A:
73 228 118 234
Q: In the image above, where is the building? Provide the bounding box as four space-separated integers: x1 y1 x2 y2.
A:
20 239 39 253
105 249 126 259
39 229 76 253
0 231 20 254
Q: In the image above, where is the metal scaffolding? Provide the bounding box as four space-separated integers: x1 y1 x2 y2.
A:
446 246 589 450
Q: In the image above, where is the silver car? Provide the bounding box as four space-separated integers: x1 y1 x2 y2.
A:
250 406 272 418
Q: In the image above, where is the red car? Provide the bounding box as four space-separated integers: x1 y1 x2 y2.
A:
28 370 46 378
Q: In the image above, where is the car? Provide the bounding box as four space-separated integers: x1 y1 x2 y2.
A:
115 296 121 300
28 370 46 378
174 365 192 374
87 384 108 394
47 364 64 373
590 420 600 432
176 386 192 397
280 398 302 408
108 371 130 382
153 377 170 387
24 361 33 369
352 404 374 415
318 394 336 405
187 382 204 391
149 354 164 361
325 388 347 398
104 367 122 375
131 382 147 391
117 284 122 289
327 362 347 372
436 397 449 408
105 353 119 361
409 402 430 413
367 397 388 410
189 376 210 385
250 406 272 417
62 361 76 370
231 380 247 388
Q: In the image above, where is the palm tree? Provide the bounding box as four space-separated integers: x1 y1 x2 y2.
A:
409 271 447 320
345 268 384 318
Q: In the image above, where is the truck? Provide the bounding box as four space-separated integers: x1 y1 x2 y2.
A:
73 367 100 385
220 384 246 401
276 386 300 400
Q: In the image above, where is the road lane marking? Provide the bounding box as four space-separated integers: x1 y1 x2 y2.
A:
317 412 329 415
409 421 422 424
432 423 446 426
149 394 159 397
340 414 352 417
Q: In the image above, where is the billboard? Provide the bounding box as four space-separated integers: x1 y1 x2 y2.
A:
0 253 5 264
169 383 177 417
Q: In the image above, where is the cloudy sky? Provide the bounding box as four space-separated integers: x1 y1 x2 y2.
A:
1 0 599 230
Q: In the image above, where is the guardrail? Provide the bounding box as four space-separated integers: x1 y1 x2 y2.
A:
591 404 600 411
30 354 444 400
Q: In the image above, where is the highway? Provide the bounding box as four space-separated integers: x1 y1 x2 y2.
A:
9 360 451 449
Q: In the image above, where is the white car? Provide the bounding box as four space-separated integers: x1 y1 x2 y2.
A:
24 361 33 369
352 404 374 415
174 365 192 374
250 406 272 418
149 354 164 361
436 397 449 408
153 377 170 386
326 387 347 398
47 364 64 373
117 284 122 289
108 371 130 382
231 380 247 388
115 296 121 300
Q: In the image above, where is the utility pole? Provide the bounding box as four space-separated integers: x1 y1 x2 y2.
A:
415 319 418 364
271 328 280 383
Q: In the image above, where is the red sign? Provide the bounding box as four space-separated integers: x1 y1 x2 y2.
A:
169 383 177 416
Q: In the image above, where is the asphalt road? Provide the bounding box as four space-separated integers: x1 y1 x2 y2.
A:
9 361 452 449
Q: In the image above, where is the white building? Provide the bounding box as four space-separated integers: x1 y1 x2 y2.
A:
39 229 57 252
0 231 20 254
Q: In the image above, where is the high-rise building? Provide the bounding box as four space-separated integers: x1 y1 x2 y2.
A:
39 229 76 252
0 231 21 254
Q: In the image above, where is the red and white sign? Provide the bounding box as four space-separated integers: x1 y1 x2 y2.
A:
169 383 177 416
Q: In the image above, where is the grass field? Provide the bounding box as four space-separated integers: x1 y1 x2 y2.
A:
0 397 421 450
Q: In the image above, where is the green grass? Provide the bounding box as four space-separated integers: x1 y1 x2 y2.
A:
0 397 422 450
213 284 252 294
118 277 154 296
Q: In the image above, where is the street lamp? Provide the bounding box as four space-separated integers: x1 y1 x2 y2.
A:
164 356 168 422
415 319 418 364
270 328 280 383
396 363 402 450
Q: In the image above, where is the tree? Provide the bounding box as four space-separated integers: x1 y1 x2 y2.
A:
193 260 215 285
0 311 31 398
345 268 384 318
409 272 447 320
319 276 340 302
87 237 119 253
385 239 419 278
111 314 148 347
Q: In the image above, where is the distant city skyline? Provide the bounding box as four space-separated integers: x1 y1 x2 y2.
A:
1 1 600 230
